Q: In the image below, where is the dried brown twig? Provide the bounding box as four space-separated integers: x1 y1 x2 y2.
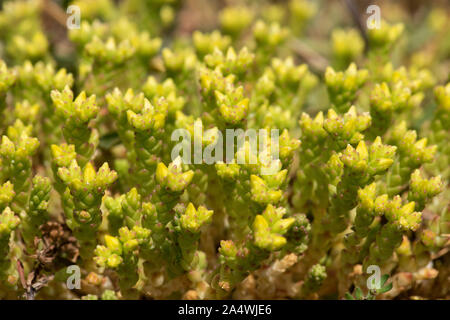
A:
17 222 79 300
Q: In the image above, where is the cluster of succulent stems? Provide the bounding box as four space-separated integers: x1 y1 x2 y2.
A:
0 0 448 300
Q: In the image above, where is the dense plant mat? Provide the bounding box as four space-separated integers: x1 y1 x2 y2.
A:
0 0 448 300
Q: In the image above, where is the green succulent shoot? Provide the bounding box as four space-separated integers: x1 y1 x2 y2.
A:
253 204 295 251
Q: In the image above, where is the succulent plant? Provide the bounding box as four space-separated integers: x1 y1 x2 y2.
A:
0 0 447 302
